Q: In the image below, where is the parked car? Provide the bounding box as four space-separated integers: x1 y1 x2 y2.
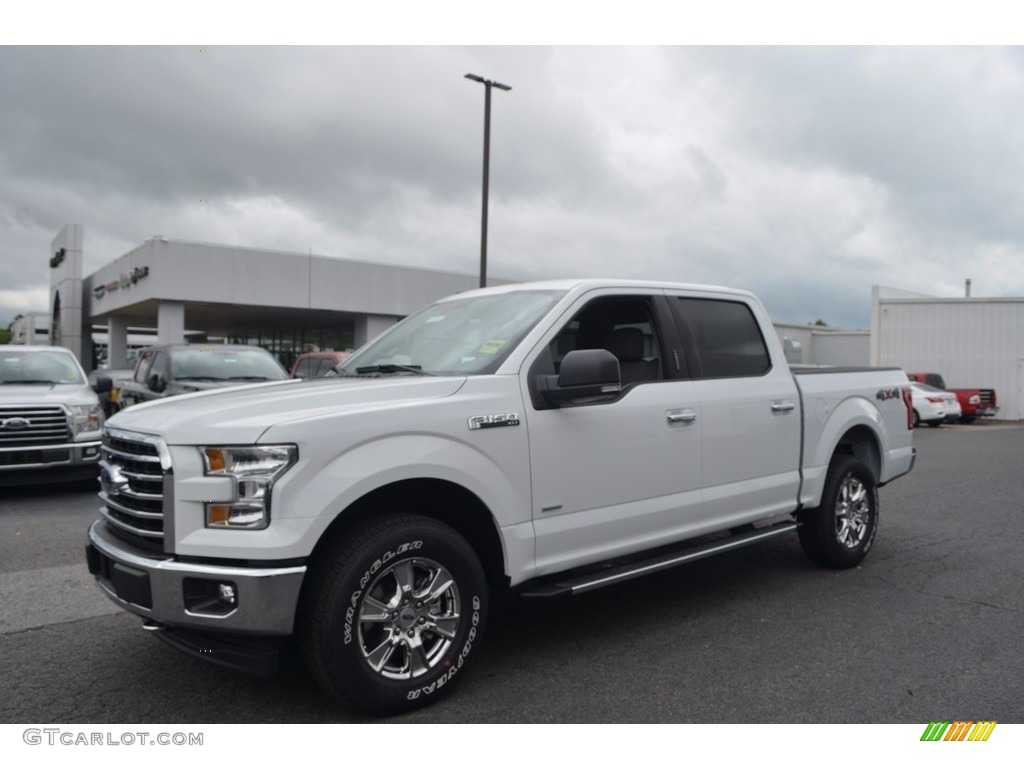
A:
100 344 290 410
905 372 998 424
289 350 351 379
1 345 104 485
909 381 961 427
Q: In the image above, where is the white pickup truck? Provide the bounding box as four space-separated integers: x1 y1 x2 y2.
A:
86 279 915 714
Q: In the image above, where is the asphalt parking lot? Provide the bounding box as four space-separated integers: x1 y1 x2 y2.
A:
1 421 1022 723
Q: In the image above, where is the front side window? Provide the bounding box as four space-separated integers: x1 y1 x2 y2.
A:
134 350 156 383
546 296 665 386
340 290 566 376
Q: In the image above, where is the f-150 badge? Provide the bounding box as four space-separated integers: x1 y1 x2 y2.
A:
467 413 520 430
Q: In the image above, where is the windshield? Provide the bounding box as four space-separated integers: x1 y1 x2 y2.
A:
0 349 85 384
169 348 288 381
340 290 566 376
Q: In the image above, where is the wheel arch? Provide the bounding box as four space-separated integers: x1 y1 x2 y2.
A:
306 478 509 591
829 425 881 481
801 418 884 508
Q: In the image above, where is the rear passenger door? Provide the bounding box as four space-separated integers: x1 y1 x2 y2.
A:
523 289 704 575
668 294 802 525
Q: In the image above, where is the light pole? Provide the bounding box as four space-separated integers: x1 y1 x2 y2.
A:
465 73 511 288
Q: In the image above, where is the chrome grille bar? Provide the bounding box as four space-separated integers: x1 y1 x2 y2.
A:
98 429 168 551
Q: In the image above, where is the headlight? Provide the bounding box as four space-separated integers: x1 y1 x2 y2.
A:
200 445 297 529
69 404 103 436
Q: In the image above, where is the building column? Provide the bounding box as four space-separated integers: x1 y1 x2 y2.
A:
49 223 87 364
108 315 129 367
354 314 398 348
157 301 186 344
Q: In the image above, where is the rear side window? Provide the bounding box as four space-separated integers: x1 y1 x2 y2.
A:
674 298 771 379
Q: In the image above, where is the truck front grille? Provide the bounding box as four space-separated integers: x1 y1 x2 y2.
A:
0 406 71 455
99 430 168 553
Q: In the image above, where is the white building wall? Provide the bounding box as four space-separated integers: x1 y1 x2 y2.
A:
811 332 870 367
874 297 1024 420
772 323 870 367
10 312 50 344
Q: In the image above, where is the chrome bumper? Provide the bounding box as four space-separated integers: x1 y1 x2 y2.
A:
86 520 306 635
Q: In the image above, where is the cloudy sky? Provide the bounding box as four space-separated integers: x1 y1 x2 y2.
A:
3 39 1024 329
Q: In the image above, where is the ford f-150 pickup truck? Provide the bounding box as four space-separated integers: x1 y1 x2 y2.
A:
1 345 104 486
100 343 289 411
85 280 915 714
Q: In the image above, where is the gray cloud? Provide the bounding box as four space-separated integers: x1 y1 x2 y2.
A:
3 46 1024 330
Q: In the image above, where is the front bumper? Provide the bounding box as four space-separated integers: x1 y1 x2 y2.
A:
86 520 306 636
0 440 102 484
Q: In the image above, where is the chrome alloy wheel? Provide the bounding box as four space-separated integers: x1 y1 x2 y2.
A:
356 557 462 680
835 474 871 549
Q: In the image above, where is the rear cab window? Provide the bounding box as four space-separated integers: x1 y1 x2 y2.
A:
671 297 771 379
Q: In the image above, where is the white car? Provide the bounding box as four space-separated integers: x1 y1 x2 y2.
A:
909 382 962 427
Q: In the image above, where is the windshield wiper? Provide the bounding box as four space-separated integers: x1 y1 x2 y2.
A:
354 364 435 376
1 379 59 385
225 376 273 381
175 376 227 381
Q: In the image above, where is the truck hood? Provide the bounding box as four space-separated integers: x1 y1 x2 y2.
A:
0 382 99 408
106 375 467 444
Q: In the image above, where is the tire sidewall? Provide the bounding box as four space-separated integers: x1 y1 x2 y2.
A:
800 456 879 568
316 518 487 714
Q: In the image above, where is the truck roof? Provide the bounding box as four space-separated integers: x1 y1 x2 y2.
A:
444 278 757 301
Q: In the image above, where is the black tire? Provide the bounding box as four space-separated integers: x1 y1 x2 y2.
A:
798 455 878 569
300 514 487 715
959 416 976 424
912 410 921 428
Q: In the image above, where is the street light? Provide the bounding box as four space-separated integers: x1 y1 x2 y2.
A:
465 73 511 288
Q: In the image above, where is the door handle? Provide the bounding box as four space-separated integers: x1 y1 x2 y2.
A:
667 410 697 424
771 401 796 413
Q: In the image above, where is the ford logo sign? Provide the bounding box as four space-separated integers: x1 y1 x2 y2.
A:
100 463 129 495
0 417 31 431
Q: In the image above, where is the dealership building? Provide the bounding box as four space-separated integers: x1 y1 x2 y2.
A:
47 223 489 371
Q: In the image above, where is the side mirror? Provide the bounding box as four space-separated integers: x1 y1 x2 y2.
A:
538 349 621 407
147 373 166 393
92 376 112 394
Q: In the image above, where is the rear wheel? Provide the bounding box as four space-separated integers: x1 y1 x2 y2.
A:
798 455 878 569
300 514 488 715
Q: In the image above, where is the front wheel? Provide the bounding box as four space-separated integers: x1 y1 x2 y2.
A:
798 455 878 569
300 514 488 715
